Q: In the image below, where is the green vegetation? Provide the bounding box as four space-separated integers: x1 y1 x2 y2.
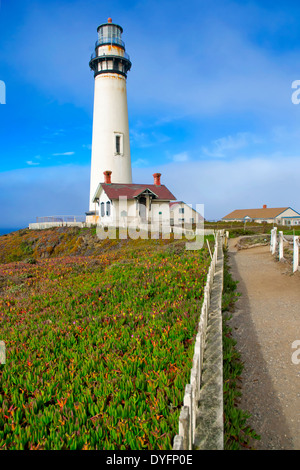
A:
227 228 258 238
205 221 297 239
0 233 211 450
222 250 260 449
282 229 300 236
0 227 261 450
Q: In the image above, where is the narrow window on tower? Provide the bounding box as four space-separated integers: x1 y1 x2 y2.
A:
114 133 123 155
116 135 120 153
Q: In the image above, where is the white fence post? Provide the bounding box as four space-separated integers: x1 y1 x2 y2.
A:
173 434 184 450
193 333 201 389
183 384 193 449
273 227 277 254
278 231 284 261
206 239 212 260
293 236 299 273
179 406 190 450
270 228 273 251
271 227 277 254
0 341 5 364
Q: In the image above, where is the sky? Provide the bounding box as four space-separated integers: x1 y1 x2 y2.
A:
1 0 300 228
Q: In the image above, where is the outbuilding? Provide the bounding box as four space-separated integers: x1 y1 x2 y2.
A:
222 205 300 225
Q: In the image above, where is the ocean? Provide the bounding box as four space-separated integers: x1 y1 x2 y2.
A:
0 228 22 236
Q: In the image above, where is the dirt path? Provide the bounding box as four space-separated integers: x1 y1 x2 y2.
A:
227 238 300 450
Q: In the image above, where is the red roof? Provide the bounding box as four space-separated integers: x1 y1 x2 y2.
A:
99 183 176 201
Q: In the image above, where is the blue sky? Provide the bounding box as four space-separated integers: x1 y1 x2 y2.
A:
1 0 300 228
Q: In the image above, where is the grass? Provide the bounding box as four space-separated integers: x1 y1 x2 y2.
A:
205 221 300 239
282 230 300 236
222 249 261 450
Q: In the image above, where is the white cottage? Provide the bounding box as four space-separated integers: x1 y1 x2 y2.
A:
87 171 176 228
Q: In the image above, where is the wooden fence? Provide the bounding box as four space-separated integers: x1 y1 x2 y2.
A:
271 227 300 273
173 231 224 450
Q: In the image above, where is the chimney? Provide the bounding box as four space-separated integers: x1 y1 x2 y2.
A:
153 173 161 186
263 204 267 209
103 170 112 184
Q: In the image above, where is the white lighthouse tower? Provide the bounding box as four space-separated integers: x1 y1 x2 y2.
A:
88 18 132 213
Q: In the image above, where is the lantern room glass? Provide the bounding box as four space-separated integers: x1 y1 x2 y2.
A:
97 24 124 47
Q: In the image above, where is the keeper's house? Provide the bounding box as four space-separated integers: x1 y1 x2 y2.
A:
89 171 176 227
222 205 300 226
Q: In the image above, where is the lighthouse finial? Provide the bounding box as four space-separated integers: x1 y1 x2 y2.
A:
108 17 112 23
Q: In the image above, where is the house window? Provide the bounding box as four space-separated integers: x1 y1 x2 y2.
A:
106 201 111 217
179 208 184 214
101 202 105 217
190 218 194 224
179 218 184 223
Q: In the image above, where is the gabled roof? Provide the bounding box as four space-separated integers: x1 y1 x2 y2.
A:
169 201 204 219
170 201 184 207
222 207 289 220
132 188 158 198
93 183 176 202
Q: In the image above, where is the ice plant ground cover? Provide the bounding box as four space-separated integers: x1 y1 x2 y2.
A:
0 234 213 450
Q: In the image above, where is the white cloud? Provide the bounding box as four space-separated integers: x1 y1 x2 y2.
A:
52 152 75 156
130 129 170 148
133 154 300 220
1 1 297 125
1 153 300 229
0 165 89 228
26 161 40 166
1 4 94 109
127 7 297 123
201 132 261 158
132 158 149 167
172 152 189 162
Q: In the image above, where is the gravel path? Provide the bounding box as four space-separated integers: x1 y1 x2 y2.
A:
227 238 300 450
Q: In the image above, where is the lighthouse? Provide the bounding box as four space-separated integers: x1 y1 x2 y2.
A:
88 18 132 212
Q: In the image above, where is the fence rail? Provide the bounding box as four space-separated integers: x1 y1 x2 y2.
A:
36 216 86 223
173 230 225 450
